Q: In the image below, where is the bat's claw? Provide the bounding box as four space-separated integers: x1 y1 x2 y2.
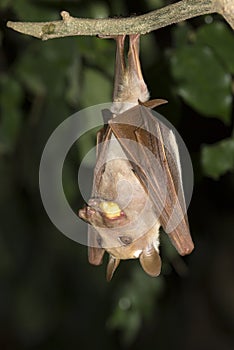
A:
139 98 168 109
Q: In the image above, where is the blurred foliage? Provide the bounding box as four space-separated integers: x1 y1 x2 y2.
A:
201 137 234 179
0 1 234 350
170 21 233 124
0 75 23 152
107 267 165 345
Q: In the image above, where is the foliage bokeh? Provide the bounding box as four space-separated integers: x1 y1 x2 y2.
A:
0 1 234 349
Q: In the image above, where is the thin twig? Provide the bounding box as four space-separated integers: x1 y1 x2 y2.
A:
6 0 234 41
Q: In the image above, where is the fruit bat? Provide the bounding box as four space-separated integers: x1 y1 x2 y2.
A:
79 34 194 281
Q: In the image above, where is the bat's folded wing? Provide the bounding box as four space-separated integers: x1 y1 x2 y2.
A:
88 225 105 265
109 105 194 256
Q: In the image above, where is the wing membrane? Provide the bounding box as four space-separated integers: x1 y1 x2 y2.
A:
109 105 194 255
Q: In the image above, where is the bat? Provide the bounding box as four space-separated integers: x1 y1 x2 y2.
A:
79 34 194 281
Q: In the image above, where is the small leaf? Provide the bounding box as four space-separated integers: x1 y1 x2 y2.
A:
196 22 234 74
170 45 232 124
201 138 234 179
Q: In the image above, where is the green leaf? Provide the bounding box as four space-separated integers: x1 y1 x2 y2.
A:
170 45 232 124
196 22 234 74
201 138 234 179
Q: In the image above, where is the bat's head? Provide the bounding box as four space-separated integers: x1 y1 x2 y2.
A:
105 224 161 281
79 198 162 281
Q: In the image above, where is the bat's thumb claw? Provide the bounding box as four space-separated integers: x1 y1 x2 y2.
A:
139 99 168 109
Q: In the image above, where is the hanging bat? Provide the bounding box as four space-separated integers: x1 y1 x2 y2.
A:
79 34 194 281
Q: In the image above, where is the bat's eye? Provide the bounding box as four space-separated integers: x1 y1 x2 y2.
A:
99 201 121 219
119 236 132 245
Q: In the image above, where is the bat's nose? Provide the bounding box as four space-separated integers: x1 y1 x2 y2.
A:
78 204 96 222
78 207 87 220
88 198 99 208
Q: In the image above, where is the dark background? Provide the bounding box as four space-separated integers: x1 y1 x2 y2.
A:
0 1 234 349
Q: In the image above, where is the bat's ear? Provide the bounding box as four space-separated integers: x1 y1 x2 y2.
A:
139 99 168 109
139 246 161 277
106 256 120 281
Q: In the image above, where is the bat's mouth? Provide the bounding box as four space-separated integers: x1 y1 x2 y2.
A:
87 198 125 219
79 198 127 227
99 201 125 219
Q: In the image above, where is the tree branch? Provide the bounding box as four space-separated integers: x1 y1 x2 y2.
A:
7 0 233 40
